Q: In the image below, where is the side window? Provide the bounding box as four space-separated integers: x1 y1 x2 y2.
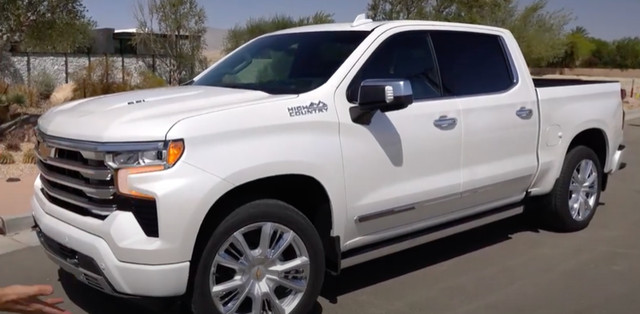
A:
430 31 515 96
347 31 442 103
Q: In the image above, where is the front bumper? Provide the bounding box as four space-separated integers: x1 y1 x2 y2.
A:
33 196 190 297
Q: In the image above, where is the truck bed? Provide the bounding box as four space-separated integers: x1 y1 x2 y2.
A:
533 78 618 88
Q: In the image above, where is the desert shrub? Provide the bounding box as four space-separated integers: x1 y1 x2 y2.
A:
49 83 75 106
0 80 8 95
7 85 39 106
22 148 37 164
0 151 15 164
72 59 133 99
136 70 167 89
33 70 57 100
7 92 26 106
3 135 21 151
0 103 8 124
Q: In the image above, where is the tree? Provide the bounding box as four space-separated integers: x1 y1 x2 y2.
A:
556 26 596 68
134 0 208 85
223 12 334 53
612 37 640 69
367 0 573 67
0 0 95 53
584 38 615 68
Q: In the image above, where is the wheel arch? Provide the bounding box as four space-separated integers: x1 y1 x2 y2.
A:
566 128 609 190
567 128 608 170
188 173 339 292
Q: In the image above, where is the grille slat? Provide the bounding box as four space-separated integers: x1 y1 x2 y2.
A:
36 132 160 237
35 144 112 180
37 160 116 199
41 178 117 216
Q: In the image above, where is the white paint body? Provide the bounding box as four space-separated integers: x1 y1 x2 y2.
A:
32 20 625 297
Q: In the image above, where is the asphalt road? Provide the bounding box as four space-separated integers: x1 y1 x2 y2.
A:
2 119 640 314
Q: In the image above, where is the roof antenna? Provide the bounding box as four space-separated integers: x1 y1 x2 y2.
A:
352 13 372 27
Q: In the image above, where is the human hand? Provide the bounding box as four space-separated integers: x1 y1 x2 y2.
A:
0 284 70 314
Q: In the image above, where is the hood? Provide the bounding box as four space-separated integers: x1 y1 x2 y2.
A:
38 85 296 142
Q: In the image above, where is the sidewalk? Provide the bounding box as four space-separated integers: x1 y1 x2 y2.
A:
0 173 38 235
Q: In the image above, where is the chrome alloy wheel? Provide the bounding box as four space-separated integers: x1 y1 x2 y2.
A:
209 222 310 314
568 159 598 221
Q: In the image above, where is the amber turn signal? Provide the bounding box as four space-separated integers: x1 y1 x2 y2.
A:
167 140 184 166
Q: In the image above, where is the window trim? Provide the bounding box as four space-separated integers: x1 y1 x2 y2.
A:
345 30 445 104
340 26 523 107
428 30 520 99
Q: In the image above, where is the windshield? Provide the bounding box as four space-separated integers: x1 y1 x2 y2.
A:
192 31 370 94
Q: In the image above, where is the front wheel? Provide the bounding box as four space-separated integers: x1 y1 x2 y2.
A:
540 145 603 232
191 200 325 314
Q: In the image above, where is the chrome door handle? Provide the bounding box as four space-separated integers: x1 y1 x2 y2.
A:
516 107 533 120
433 116 457 130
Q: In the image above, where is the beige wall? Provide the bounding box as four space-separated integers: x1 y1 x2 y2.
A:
531 68 640 100
530 68 640 79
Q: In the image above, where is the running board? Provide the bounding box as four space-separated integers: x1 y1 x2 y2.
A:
341 205 524 269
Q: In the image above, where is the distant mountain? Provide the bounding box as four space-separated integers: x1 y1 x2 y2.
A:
204 27 227 52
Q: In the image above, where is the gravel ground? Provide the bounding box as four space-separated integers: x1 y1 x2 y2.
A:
0 142 38 180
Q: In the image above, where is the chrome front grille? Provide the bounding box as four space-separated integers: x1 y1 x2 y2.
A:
36 136 117 219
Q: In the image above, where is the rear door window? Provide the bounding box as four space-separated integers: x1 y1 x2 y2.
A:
430 31 515 97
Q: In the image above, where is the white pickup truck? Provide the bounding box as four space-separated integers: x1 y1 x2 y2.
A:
31 15 626 314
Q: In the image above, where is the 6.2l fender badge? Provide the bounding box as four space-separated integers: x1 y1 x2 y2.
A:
288 101 329 117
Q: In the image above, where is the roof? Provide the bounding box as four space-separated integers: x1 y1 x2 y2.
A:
114 28 140 34
270 19 508 35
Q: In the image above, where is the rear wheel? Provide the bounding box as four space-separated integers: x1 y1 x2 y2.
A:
191 200 325 314
540 145 602 232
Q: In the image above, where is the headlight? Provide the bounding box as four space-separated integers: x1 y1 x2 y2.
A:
106 140 185 199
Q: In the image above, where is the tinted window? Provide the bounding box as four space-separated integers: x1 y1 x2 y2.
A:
348 31 442 102
193 31 369 95
430 31 514 96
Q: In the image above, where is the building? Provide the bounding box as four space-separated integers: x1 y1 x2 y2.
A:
91 28 198 55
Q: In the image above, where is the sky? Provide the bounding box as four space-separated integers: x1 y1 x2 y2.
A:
84 0 640 40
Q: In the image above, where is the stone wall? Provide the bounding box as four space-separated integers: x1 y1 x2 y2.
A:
0 52 171 86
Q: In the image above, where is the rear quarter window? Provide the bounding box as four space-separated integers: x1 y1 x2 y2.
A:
430 31 515 97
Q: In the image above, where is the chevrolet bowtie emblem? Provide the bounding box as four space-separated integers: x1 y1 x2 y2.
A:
38 142 55 159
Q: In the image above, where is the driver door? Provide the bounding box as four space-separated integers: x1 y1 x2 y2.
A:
334 29 464 243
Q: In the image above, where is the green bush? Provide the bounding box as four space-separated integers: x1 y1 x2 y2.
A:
33 70 57 99
7 84 39 106
136 70 167 89
7 92 26 106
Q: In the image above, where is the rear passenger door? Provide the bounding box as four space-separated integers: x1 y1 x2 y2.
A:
430 31 539 208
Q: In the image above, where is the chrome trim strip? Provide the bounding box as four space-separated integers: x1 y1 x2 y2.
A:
37 161 115 199
354 193 459 223
40 179 116 216
37 130 165 152
356 206 416 223
342 205 523 268
35 148 112 181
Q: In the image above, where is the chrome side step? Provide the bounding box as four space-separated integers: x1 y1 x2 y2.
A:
341 205 524 269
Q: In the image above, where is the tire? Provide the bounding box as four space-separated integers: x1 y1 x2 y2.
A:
191 199 325 314
540 145 603 232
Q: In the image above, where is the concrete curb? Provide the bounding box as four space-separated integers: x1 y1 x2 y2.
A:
0 214 33 235
626 108 640 121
